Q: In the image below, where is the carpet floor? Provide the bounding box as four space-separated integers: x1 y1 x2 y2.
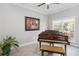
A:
10 43 79 56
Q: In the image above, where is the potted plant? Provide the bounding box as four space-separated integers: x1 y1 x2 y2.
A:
0 36 19 56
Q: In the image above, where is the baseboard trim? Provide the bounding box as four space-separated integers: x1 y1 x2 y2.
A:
19 41 79 48
19 41 38 47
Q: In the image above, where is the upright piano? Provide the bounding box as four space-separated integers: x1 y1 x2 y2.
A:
38 30 70 55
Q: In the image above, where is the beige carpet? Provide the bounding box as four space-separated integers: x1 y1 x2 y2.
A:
10 43 79 56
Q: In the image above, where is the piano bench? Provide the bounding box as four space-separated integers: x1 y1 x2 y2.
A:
40 45 65 56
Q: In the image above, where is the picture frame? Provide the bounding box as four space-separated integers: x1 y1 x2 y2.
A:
25 16 40 31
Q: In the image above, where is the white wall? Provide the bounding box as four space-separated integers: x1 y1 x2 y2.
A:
47 15 53 30
49 5 79 46
1 3 79 47
0 4 5 41
0 4 47 46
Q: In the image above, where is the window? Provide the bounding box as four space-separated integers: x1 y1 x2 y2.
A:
52 18 75 39
52 21 62 31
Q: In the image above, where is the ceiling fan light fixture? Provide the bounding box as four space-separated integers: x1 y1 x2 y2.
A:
47 5 49 9
37 3 60 9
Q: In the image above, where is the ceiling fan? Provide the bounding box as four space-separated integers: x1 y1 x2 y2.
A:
37 3 60 9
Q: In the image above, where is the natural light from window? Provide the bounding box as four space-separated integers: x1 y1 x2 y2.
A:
52 18 75 39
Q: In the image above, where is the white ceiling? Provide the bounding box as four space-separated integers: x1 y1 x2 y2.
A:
14 3 79 15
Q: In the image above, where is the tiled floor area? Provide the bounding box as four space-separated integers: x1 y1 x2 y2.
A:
11 43 79 56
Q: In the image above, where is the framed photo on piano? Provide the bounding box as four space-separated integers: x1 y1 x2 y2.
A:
25 16 40 31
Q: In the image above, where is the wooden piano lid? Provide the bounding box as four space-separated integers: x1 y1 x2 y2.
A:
38 30 69 42
39 30 64 36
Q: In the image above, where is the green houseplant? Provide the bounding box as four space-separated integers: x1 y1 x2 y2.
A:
0 36 19 56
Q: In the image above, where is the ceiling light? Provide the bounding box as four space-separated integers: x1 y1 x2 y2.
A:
37 3 60 9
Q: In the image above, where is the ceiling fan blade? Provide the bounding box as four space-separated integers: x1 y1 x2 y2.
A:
37 3 45 7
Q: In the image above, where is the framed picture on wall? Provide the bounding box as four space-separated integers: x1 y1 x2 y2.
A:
25 16 40 31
